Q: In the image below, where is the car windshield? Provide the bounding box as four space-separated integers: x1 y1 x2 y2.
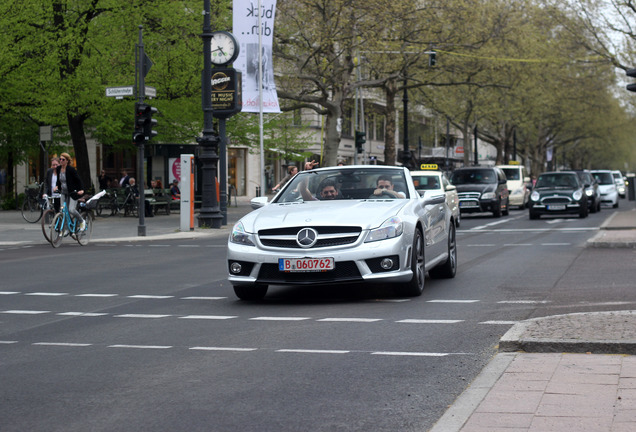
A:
501 168 520 180
536 173 578 188
612 173 623 181
593 172 614 185
411 175 440 190
450 169 496 185
274 167 409 202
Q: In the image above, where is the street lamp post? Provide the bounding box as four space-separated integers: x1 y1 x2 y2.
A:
197 0 222 228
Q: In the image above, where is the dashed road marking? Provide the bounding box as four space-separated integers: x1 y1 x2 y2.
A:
179 315 236 320
427 300 480 304
317 318 383 323
250 316 311 321
397 319 464 324
277 349 349 354
114 314 172 319
108 344 172 349
33 342 92 347
26 292 67 296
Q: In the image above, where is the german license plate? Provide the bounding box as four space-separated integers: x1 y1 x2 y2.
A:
279 257 335 272
547 204 566 210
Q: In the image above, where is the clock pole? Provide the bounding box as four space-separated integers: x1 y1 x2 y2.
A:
197 0 222 228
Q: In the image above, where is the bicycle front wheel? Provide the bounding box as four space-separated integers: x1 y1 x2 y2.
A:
76 213 93 246
49 213 65 248
41 209 56 243
22 198 43 223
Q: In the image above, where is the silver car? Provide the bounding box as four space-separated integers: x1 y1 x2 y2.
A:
228 166 458 300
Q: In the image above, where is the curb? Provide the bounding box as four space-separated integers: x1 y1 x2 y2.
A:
499 310 636 354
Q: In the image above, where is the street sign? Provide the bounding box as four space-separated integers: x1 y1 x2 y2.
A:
145 86 156 98
39 126 52 142
106 86 134 98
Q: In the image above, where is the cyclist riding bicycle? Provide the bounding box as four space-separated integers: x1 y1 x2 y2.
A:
53 152 86 231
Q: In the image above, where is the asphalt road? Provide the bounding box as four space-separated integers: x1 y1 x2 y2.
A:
1 204 635 432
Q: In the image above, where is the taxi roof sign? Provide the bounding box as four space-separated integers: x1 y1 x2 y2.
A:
420 164 439 170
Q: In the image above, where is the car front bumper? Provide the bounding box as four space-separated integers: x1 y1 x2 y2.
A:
227 234 414 286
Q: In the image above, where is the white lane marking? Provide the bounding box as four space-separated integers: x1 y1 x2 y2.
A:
26 292 68 296
503 243 533 246
114 314 171 319
397 319 464 324
427 300 479 304
76 294 118 297
0 341 18 344
181 297 226 300
466 244 496 247
480 321 517 325
471 219 514 230
250 317 311 321
179 315 237 320
127 295 174 299
317 318 383 323
148 244 171 247
56 312 109 317
177 245 200 248
108 344 172 349
277 349 349 354
371 351 449 357
0 291 20 295
541 243 571 246
33 342 91 347
498 300 550 304
1 310 50 315
190 347 257 352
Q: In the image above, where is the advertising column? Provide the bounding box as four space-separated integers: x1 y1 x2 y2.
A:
180 154 194 231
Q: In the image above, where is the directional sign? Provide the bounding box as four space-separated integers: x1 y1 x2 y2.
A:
106 86 134 97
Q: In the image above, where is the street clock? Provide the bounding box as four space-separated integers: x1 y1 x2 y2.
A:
211 31 239 66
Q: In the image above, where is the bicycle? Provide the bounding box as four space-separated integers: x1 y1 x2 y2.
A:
40 193 62 244
21 183 46 223
49 191 102 248
96 188 138 218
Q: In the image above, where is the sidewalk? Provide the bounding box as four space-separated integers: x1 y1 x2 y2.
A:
431 201 636 432
0 196 255 245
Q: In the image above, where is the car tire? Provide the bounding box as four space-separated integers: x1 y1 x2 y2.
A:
233 284 268 301
429 224 457 279
613 200 619 208
493 200 502 218
399 228 425 297
529 210 539 220
579 203 589 218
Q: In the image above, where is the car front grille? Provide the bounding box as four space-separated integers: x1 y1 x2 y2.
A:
541 196 571 204
458 192 481 200
258 226 362 249
257 261 362 284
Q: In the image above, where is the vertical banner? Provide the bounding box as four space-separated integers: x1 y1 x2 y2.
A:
233 0 281 113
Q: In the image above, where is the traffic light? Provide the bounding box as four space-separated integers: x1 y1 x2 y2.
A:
134 102 158 143
428 51 437 67
355 130 366 153
627 68 636 92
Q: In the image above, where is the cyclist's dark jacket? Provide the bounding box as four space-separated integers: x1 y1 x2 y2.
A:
55 165 83 196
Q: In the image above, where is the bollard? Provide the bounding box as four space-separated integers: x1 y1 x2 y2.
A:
256 186 261 197
628 176 635 201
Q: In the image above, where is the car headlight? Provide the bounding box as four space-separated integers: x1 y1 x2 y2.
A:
585 189 593 196
230 221 256 246
481 192 495 200
531 191 540 201
573 190 583 201
365 216 404 243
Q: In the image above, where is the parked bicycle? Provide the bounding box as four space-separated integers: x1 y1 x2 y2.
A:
96 188 138 218
21 183 47 223
49 191 103 248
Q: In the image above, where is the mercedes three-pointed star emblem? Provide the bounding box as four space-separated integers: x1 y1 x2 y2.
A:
296 228 318 248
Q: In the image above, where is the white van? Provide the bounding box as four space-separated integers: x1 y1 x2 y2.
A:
496 164 531 209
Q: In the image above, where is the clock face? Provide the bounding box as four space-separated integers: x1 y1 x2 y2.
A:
211 31 239 65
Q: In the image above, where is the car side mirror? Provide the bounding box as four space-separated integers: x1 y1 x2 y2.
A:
423 193 445 205
250 196 269 209
445 184 456 192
